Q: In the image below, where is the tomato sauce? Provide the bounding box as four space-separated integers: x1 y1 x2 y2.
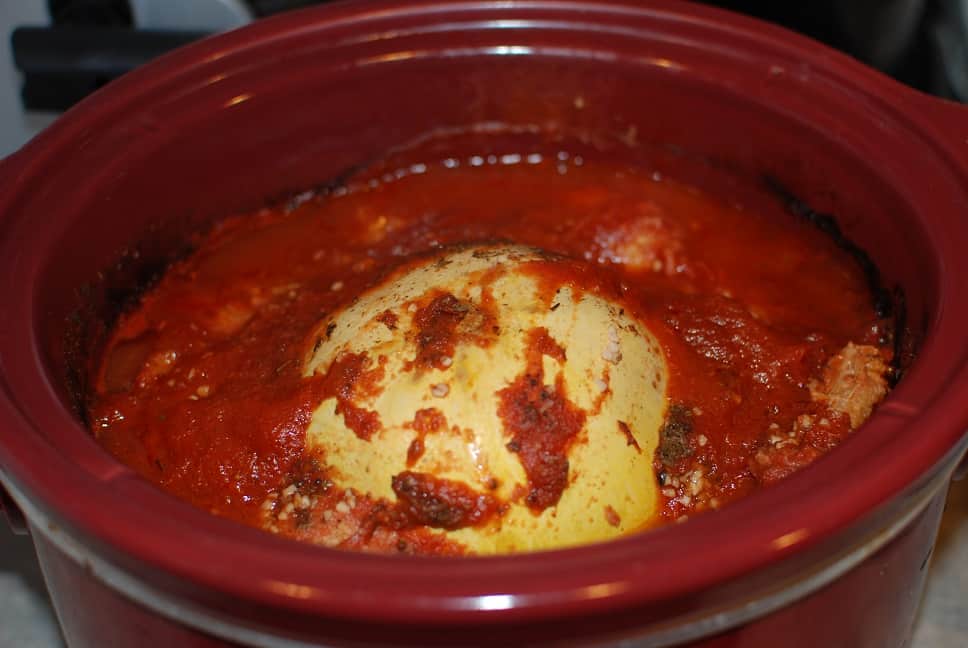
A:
498 327 586 512
89 145 892 552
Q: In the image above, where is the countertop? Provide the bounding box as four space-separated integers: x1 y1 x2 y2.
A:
2 479 966 646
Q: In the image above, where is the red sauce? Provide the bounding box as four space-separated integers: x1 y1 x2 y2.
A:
376 309 399 331
318 352 383 441
405 408 447 467
405 289 499 372
497 327 586 512
89 146 892 550
391 471 504 530
408 292 472 371
604 505 622 528
618 421 641 453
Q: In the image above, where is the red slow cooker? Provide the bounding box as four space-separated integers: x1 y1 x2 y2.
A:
1 1 967 646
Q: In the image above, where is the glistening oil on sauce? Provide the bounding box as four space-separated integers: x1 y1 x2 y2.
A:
89 138 893 554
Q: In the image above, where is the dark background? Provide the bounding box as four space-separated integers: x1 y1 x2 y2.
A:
13 0 968 111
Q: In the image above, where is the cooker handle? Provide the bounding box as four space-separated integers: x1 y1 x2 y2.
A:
0 485 28 535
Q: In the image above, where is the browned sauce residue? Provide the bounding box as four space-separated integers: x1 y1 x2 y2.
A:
604 505 621 528
618 420 641 453
405 407 447 467
498 327 585 512
318 352 384 441
391 471 504 530
376 309 399 330
407 292 470 371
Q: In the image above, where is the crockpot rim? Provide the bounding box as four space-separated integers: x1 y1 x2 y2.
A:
1 0 968 625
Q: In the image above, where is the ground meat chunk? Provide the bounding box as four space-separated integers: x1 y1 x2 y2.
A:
657 404 694 466
810 343 889 428
592 203 687 275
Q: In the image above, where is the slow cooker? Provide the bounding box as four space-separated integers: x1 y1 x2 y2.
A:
1 1 967 646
